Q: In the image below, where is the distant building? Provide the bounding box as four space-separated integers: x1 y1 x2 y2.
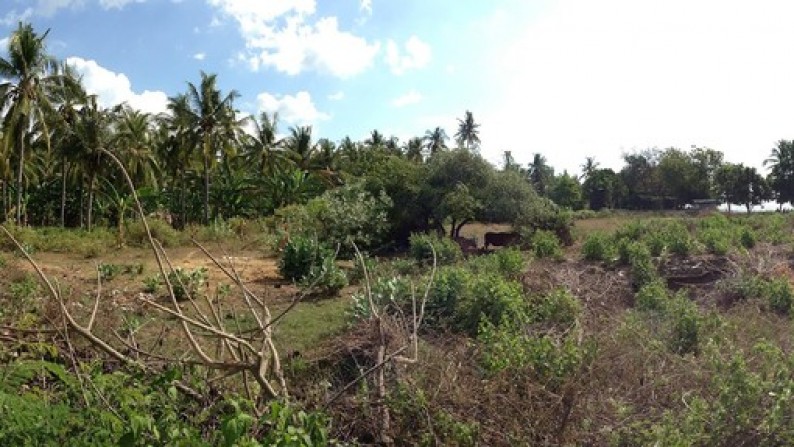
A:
686 199 720 213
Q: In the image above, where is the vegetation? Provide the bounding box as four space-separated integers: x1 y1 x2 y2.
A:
5 21 794 446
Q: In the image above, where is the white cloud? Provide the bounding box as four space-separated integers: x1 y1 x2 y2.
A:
256 90 328 126
385 35 432 75
193 52 206 60
327 91 344 101
66 57 168 115
98 0 145 9
1 0 142 25
391 90 423 108
477 0 794 175
208 0 380 78
359 0 372 15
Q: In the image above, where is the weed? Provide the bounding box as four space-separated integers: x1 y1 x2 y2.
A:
530 229 563 259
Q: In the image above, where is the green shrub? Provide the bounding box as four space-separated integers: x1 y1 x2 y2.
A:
301 255 348 295
350 276 412 320
425 266 473 328
530 288 581 327
581 232 614 262
665 222 694 256
626 241 657 288
766 278 793 316
126 218 183 247
465 247 525 279
279 235 332 282
667 293 701 355
142 275 160 294
739 227 757 249
307 182 392 256
635 279 669 311
530 229 562 259
167 267 208 301
700 228 730 255
98 262 122 281
454 274 525 336
409 233 462 265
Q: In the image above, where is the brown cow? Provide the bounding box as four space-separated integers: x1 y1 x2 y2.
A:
453 236 478 255
484 231 520 249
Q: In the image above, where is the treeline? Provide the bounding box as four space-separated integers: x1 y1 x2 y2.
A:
525 143 794 213
1 23 790 238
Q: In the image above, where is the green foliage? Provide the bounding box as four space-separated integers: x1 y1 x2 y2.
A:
408 232 461 265
528 288 582 328
664 221 694 256
424 266 472 328
581 232 615 262
626 241 657 289
307 182 392 255
167 267 208 301
126 218 184 247
142 275 160 294
667 293 701 355
350 276 412 320
466 247 526 279
457 274 525 336
635 279 669 311
529 229 563 259
279 235 333 282
301 255 348 296
9 274 41 304
258 400 331 446
739 227 757 249
766 278 793 316
98 262 122 281
699 228 730 255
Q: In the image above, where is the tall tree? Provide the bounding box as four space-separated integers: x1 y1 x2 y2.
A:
424 127 448 156
176 71 240 224
765 140 794 207
113 105 159 188
404 137 424 163
283 125 315 170
0 23 60 224
579 156 599 181
454 110 480 150
527 153 554 196
242 111 284 175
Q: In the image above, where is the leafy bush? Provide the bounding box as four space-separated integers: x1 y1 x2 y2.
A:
307 182 392 255
664 222 694 256
126 218 184 247
581 232 614 262
98 262 122 281
766 278 793 316
700 228 730 255
667 293 701 355
739 227 757 249
279 235 333 282
529 229 562 259
350 276 412 320
409 232 462 266
456 274 525 336
466 247 526 279
301 255 348 295
167 267 208 301
626 241 657 288
425 266 473 328
635 279 669 311
529 288 581 328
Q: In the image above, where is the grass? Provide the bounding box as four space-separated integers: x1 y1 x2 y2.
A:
271 296 351 353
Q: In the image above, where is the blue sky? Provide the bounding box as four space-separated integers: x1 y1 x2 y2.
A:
4 0 794 175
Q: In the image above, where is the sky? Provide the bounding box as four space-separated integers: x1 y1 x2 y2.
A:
3 0 794 176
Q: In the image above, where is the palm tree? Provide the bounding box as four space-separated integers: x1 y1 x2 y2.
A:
365 129 385 150
580 156 600 181
0 23 60 224
113 105 159 188
242 111 284 175
765 140 794 206
528 153 553 196
174 71 240 224
424 127 448 156
72 96 112 230
454 110 480 150
404 137 424 163
283 125 315 170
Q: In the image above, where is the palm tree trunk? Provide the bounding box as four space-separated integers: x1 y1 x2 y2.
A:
15 130 25 225
60 158 68 227
204 152 210 225
87 173 95 231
